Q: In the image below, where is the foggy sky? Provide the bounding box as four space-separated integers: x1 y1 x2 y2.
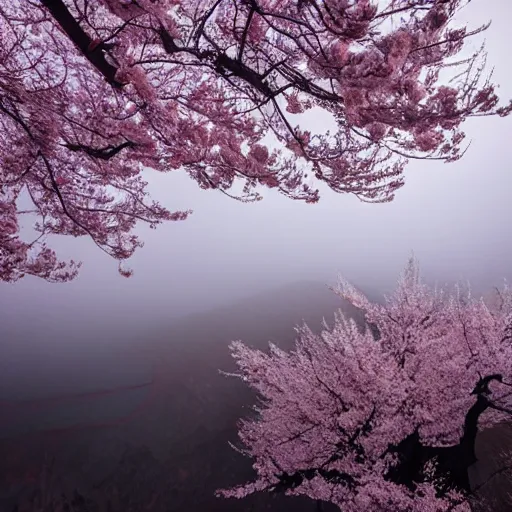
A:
1 0 511 347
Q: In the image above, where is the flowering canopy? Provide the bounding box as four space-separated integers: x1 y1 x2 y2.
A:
218 259 512 511
1 1 511 281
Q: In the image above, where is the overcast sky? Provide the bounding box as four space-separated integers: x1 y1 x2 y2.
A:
1 0 511 347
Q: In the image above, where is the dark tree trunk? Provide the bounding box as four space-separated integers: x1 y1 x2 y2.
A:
40 0 123 87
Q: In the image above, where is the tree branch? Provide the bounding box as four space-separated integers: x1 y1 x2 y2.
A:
41 0 123 88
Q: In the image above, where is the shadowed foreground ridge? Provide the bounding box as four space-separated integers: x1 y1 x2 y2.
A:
469 422 512 511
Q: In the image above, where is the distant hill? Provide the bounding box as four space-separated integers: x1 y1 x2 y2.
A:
0 280 361 512
118 280 368 455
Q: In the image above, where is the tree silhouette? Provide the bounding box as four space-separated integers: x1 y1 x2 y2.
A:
219 258 512 511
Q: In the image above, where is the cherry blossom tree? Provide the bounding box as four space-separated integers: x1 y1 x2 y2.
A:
217 258 512 511
2 1 511 281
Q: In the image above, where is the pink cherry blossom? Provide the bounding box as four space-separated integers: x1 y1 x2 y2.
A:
1 1 510 281
218 258 512 511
